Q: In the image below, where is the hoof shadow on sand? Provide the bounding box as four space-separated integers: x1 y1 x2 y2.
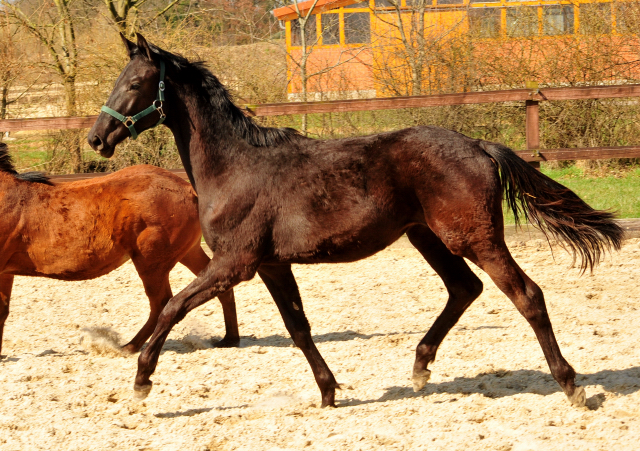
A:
153 404 247 419
238 330 428 348
339 366 640 410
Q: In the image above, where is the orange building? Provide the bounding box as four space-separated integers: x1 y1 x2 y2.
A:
273 0 640 99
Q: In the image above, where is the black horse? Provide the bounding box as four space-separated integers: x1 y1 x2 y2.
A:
88 34 622 408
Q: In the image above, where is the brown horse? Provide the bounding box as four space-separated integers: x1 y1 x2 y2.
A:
88 35 623 408
0 142 239 357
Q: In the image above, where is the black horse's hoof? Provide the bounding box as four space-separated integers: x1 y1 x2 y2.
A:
212 336 240 348
133 382 153 401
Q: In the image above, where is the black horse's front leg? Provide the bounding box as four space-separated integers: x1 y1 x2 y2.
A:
258 264 340 407
134 254 259 399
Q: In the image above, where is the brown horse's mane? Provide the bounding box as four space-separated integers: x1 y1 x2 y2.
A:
147 45 308 148
0 142 53 185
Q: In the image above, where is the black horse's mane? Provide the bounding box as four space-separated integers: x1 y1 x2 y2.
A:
0 143 53 185
148 45 307 148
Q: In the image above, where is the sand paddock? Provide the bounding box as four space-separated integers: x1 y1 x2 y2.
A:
0 236 639 450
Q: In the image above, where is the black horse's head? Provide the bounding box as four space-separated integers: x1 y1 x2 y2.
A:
88 34 164 158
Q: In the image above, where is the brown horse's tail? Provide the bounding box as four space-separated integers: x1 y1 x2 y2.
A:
479 141 623 272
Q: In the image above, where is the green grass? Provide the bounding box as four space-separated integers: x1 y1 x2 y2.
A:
503 166 640 224
13 150 49 171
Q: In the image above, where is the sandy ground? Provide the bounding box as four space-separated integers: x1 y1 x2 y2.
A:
1 235 639 451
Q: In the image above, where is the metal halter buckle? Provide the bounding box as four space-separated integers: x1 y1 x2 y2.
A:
159 81 165 91
124 117 136 127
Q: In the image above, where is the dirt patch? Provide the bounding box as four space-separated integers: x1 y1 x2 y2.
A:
1 238 639 450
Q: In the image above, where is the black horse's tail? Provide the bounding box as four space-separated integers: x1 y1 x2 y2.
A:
479 141 623 272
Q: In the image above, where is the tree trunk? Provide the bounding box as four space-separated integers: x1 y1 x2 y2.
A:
1 85 7 120
63 78 82 173
299 19 309 136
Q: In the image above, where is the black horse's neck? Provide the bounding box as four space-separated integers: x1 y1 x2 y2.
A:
152 47 305 187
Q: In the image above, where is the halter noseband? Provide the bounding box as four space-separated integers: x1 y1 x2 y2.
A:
101 60 166 140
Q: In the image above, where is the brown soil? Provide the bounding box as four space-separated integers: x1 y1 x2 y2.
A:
1 237 639 450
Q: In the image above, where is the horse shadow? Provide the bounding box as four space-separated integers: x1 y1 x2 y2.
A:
153 404 246 419
158 329 424 354
340 366 640 410
238 330 420 348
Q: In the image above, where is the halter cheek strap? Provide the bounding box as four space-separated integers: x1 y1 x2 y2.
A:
101 60 166 140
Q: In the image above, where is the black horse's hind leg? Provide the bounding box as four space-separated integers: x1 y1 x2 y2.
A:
134 254 259 399
0 274 14 357
471 242 585 407
213 290 240 348
406 226 483 391
258 264 340 407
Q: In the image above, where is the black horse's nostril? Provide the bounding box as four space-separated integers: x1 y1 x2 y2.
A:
90 135 104 152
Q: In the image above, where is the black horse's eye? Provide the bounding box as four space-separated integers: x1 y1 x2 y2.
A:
130 83 141 90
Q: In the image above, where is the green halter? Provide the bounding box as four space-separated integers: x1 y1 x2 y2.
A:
101 60 166 140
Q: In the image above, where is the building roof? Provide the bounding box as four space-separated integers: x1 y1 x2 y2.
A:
273 0 362 21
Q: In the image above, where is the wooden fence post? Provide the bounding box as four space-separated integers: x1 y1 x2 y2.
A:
525 99 540 170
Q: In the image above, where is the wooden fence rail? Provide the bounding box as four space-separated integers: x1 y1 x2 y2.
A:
3 83 640 176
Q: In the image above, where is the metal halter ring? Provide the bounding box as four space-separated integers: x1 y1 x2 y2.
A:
159 81 165 91
124 117 136 127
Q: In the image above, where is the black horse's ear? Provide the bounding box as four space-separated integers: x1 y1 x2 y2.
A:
136 33 155 62
120 33 138 59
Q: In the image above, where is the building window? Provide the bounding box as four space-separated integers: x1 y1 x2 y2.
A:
469 8 501 38
437 0 464 5
543 5 574 36
506 6 539 37
344 12 371 44
374 0 394 6
345 1 369 8
321 14 340 45
580 3 612 35
616 2 640 34
291 17 318 46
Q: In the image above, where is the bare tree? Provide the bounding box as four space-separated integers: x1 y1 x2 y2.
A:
285 1 370 133
1 0 84 169
2 0 79 117
371 0 469 96
101 0 181 37
0 12 40 123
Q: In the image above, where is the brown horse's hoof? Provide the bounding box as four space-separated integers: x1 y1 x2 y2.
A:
212 336 240 348
568 386 586 407
412 368 431 392
133 382 153 401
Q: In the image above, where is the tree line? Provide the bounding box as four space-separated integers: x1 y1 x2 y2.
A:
2 0 640 173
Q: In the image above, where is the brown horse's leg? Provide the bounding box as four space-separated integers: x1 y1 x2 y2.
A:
122 273 173 354
0 275 14 358
406 226 483 392
180 244 240 347
258 264 339 408
134 254 258 400
471 243 585 407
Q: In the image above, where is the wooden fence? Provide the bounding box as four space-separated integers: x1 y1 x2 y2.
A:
3 83 640 180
